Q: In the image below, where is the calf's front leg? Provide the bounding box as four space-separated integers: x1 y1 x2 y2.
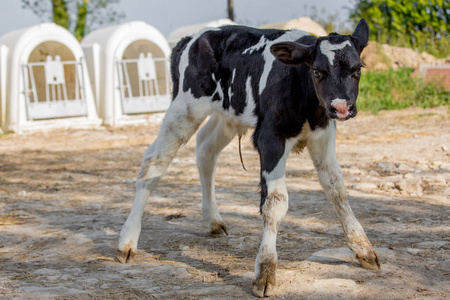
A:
307 121 380 270
252 136 293 297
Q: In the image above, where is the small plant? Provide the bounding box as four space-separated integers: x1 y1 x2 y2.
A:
358 68 450 113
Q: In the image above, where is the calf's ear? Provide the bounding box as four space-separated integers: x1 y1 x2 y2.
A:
351 18 370 54
270 42 313 65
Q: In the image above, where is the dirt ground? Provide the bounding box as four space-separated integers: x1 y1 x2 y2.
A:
0 107 449 299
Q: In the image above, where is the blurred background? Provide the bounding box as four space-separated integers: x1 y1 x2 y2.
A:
1 0 449 114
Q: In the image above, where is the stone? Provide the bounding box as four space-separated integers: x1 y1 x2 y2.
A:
309 278 359 299
394 180 408 191
352 183 378 191
17 190 28 197
122 178 134 184
347 166 364 175
444 188 450 196
412 168 423 174
396 163 415 173
380 181 395 191
417 164 430 172
422 175 447 187
394 180 423 195
375 162 395 175
432 161 443 167
404 173 417 180
306 248 355 264
439 162 450 171
34 268 61 276
442 145 449 152
415 241 448 249
406 248 421 255
368 170 380 176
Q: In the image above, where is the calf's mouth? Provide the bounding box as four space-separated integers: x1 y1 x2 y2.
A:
329 99 357 121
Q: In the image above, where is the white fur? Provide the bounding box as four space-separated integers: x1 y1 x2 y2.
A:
238 76 257 127
179 27 221 97
120 28 375 282
254 138 295 280
319 40 352 65
212 74 224 102
118 28 222 254
259 30 309 95
196 115 238 227
243 36 269 55
254 228 277 279
306 120 369 252
330 98 348 107
228 68 236 101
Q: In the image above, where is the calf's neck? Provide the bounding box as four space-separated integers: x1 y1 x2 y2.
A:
117 18 380 298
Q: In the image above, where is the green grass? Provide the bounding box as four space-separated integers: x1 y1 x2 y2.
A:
357 68 450 113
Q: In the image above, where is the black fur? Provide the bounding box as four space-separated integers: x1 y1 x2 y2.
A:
170 36 192 100
170 22 368 210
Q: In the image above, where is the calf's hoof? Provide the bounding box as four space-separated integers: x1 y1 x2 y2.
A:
252 260 277 297
116 245 136 263
209 221 229 237
356 248 380 270
252 280 275 298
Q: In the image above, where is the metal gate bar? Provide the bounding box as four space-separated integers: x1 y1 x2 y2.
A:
117 53 171 114
22 56 88 120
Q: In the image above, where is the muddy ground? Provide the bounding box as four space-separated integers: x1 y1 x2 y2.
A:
0 107 449 299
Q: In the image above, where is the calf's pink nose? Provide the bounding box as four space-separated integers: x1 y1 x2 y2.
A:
332 101 350 119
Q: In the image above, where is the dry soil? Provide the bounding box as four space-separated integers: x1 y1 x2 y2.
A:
0 107 449 299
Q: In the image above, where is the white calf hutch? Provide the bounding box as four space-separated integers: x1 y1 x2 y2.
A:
167 18 237 49
82 21 172 126
0 23 100 133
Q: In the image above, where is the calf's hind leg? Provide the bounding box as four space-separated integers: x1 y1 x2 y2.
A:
117 99 208 263
196 115 238 237
307 121 380 270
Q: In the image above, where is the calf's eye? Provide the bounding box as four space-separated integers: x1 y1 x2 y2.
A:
355 68 361 76
313 69 321 78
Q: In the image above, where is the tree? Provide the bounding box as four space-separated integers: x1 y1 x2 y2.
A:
22 0 125 41
227 0 234 21
350 0 450 57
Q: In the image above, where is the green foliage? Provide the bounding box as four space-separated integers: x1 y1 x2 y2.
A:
52 0 70 29
357 68 450 112
21 0 124 41
74 0 89 41
350 0 450 57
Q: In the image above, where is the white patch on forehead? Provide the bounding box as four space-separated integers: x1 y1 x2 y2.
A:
259 30 309 95
331 98 347 106
319 40 352 66
242 36 268 55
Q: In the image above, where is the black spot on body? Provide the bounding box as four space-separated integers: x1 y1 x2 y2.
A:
170 24 366 212
170 36 192 100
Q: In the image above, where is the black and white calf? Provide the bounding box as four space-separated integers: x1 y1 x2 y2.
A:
117 19 380 297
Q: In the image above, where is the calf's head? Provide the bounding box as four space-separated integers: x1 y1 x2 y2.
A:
271 19 370 121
